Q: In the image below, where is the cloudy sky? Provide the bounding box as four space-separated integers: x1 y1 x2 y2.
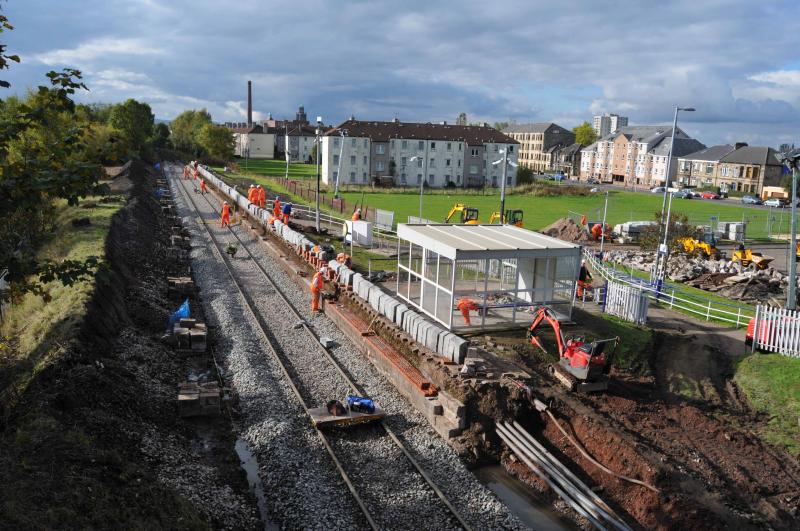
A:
4 0 800 147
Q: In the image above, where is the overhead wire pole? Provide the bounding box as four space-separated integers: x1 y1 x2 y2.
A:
334 128 347 198
599 190 609 254
493 147 517 223
284 124 289 180
779 148 800 309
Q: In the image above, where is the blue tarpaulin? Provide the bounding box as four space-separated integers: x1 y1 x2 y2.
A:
154 162 161 171
166 299 190 332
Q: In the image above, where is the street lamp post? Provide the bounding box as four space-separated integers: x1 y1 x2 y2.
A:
410 143 429 220
315 116 322 232
777 148 800 309
600 190 609 254
284 124 289 180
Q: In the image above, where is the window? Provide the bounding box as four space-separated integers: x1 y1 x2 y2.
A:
363 156 367 165
428 174 434 184
402 140 408 149
390 139 394 148
333 155 339 165
429 158 435 168
334 138 340 147
447 142 452 151
446 159 451 167
418 140 424 150
363 139 368 148
417 173 422 184
471 148 479 157
458 160 461 168
350 155 356 165
363 172 367 181
401 156 407 166
350 171 356 182
401 173 407 184
494 145 499 152
457 175 461 184
333 171 338 180
376 144 385 155
705 164 713 175
459 143 463 152
351 138 356 147
508 146 514 153
469 164 478 175
377 161 385 171
417 158 422 168
431 142 436 151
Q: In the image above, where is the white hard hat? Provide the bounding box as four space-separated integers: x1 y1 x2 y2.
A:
250 184 254 188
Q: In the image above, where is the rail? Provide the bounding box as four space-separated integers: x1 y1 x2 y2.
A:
172 166 472 531
584 249 755 327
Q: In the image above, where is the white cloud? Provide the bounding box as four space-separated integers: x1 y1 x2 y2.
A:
749 70 800 87
33 38 163 66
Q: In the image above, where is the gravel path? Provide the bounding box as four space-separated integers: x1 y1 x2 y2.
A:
168 164 527 530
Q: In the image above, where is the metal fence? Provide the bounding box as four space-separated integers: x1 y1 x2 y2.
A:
584 250 755 327
604 280 649 324
750 305 800 357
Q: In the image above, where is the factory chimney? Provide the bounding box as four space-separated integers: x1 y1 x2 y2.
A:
247 80 253 128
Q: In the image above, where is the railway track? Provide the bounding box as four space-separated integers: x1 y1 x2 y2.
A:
170 166 472 531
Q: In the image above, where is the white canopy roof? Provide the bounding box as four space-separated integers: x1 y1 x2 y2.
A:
397 224 580 260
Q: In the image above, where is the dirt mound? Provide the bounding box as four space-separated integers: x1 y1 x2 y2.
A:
541 218 591 242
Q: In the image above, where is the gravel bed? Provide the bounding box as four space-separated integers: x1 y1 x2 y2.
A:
170 164 527 530
169 167 367 530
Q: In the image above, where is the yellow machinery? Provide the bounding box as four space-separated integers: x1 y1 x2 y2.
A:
796 242 800 262
677 235 720 259
488 209 524 227
732 248 774 269
445 203 480 225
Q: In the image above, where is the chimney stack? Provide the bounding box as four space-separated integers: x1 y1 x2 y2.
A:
247 80 253 128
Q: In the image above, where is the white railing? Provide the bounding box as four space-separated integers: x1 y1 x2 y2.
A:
584 250 755 327
750 305 800 357
604 280 649 324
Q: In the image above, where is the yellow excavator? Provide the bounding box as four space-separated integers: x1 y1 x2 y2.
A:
677 234 721 259
732 248 774 270
488 209 524 227
445 203 480 224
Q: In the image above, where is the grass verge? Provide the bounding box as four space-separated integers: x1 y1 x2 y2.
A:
572 308 653 371
734 353 800 455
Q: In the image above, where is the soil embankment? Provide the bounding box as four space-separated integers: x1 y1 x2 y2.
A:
0 161 259 529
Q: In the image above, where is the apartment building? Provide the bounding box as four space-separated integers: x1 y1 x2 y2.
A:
592 113 628 138
580 126 704 187
320 119 519 188
283 124 317 162
502 123 575 172
677 143 783 195
231 124 275 159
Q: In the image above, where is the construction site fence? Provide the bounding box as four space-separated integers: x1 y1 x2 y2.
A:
583 250 755 327
603 280 649 325
750 305 800 357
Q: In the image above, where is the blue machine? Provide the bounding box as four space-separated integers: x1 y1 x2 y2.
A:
346 395 375 414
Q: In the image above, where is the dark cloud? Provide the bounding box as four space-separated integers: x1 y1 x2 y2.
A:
3 0 799 146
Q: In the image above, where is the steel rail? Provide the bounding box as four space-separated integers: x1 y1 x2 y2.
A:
173 167 472 531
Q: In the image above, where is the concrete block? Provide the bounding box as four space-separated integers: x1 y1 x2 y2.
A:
368 286 384 312
394 304 409 326
381 298 400 322
437 332 455 357
357 279 374 301
352 273 364 295
424 325 443 352
447 335 468 364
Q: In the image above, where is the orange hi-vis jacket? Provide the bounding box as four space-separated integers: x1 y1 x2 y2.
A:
311 272 324 292
352 211 361 221
248 187 256 203
221 203 231 218
257 187 266 207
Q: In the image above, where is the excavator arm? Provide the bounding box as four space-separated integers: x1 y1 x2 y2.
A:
526 306 568 357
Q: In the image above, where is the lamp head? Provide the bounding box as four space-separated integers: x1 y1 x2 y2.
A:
316 116 322 125
679 107 696 112
776 148 800 170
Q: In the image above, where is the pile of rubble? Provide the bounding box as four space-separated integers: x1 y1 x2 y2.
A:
541 218 592 242
601 250 789 304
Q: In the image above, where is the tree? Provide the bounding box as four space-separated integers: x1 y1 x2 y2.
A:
83 123 127 164
493 121 509 131
572 121 597 145
197 123 234 160
170 109 212 155
516 165 535 185
151 122 171 149
310 142 318 164
638 211 694 251
109 98 154 156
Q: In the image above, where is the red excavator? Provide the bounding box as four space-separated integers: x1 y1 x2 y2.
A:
526 306 619 392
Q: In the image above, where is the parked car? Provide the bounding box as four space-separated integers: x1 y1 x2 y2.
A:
674 189 693 199
700 191 720 199
650 186 666 193
741 195 763 205
587 178 599 184
764 197 789 208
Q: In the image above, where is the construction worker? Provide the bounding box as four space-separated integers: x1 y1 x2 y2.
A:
220 201 231 227
591 223 603 240
352 208 362 221
273 196 282 219
456 298 480 326
580 214 587 226
183 166 189 180
310 267 325 312
282 201 292 224
199 178 207 194
577 260 592 298
193 167 199 180
336 252 352 268
248 184 256 205
257 185 266 208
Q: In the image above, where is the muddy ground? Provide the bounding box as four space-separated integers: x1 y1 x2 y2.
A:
0 163 260 529
471 309 800 530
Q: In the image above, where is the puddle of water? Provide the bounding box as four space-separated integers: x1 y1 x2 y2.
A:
473 465 577 531
235 438 279 531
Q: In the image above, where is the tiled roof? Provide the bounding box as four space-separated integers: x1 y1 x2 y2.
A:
325 120 519 145
721 146 782 166
502 122 566 134
230 124 266 134
650 137 707 157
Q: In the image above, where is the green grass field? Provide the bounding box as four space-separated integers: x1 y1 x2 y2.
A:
225 159 788 238
735 353 800 455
